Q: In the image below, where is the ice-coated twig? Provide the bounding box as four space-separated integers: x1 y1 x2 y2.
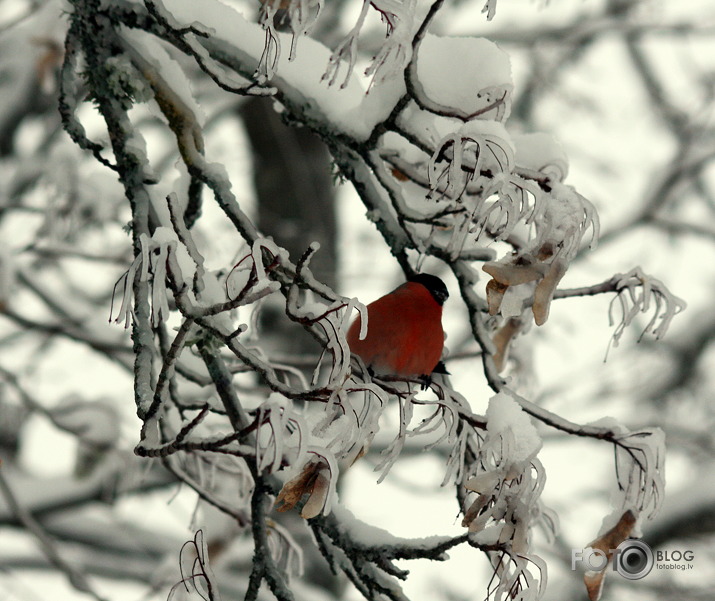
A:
608 267 687 348
322 0 371 88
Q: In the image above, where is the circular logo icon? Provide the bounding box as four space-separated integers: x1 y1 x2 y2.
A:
615 539 654 580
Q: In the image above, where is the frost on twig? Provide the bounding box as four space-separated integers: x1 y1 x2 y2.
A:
462 394 545 547
613 427 666 522
256 0 322 82
483 183 600 328
323 0 418 88
462 393 549 601
608 267 687 350
428 121 514 202
111 228 186 328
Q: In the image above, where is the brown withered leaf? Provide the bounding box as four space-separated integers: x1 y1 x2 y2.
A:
584 570 606 601
486 279 508 315
299 471 330 519
492 317 523 372
461 493 491 531
582 510 637 601
483 261 545 286
274 462 322 513
532 259 568 326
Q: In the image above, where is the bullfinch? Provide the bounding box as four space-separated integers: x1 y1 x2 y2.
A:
347 274 448 379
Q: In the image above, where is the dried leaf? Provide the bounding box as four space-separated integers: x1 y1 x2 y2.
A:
483 261 545 286
461 494 490 530
486 279 508 315
465 471 500 494
274 462 321 513
584 570 606 601
582 510 637 601
300 471 331 519
588 509 636 554
532 259 567 325
491 317 522 372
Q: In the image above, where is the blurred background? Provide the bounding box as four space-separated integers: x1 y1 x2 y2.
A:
0 0 714 599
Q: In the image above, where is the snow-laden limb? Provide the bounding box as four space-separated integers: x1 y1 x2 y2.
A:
507 389 666 523
411 35 512 120
384 101 591 267
120 27 207 165
308 503 491 601
139 0 407 140
143 0 275 98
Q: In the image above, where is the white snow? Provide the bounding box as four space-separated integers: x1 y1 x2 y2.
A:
160 0 406 140
486 392 541 464
121 27 206 126
413 35 512 120
331 503 454 549
512 132 569 181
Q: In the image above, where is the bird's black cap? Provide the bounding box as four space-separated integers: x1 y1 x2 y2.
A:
411 273 449 306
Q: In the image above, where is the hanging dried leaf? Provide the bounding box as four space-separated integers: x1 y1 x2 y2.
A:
582 510 637 601
486 278 508 315
532 258 567 326
492 317 523 372
275 461 322 513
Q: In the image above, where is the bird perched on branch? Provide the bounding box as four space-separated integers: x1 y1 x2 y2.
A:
347 274 448 379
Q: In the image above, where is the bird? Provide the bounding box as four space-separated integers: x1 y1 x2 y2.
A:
346 274 449 379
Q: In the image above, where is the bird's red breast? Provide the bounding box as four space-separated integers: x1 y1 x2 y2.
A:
347 281 444 377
